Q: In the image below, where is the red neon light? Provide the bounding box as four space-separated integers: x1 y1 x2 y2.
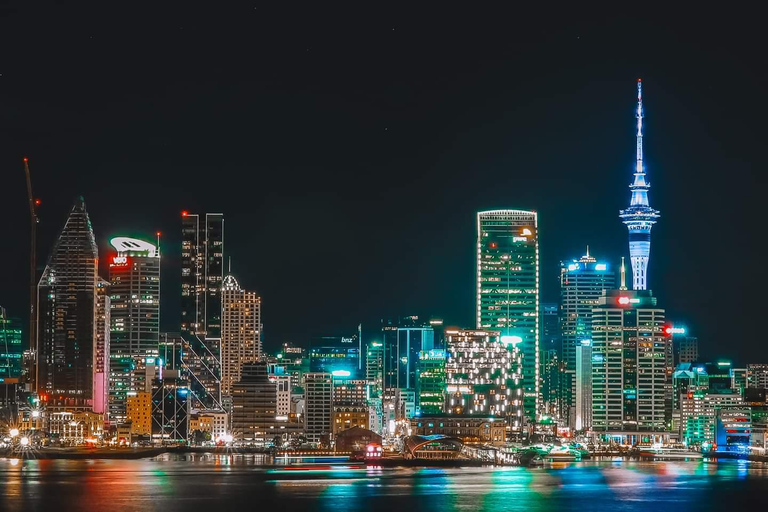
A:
23 157 29 163
35 199 41 205
489 242 497 249
182 210 189 217
618 297 630 305
156 231 162 237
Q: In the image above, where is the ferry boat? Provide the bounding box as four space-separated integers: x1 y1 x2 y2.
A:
637 447 703 460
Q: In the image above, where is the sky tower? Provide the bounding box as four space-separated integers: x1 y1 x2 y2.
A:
620 79 660 290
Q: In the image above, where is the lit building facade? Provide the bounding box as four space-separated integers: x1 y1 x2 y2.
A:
681 390 743 447
381 317 439 398
108 236 160 423
591 289 669 443
332 378 369 435
94 278 110 416
748 364 768 389
416 349 446 415
126 391 152 435
365 340 384 399
619 79 660 291
151 369 190 444
0 307 23 380
231 362 277 445
444 329 523 430
304 372 333 444
309 334 361 377
574 340 592 431
37 197 99 409
476 210 539 419
221 274 262 396
180 211 224 410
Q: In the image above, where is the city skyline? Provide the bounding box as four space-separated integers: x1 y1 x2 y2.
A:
1 7 764 365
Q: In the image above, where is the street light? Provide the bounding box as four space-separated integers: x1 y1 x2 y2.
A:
9 428 19 438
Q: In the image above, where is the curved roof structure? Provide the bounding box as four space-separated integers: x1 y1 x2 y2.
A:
403 435 463 457
110 237 157 257
222 274 241 291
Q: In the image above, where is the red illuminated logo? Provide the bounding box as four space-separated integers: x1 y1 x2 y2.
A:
618 296 630 305
110 255 129 267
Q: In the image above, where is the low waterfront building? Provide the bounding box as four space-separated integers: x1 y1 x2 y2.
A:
410 414 506 446
334 426 382 452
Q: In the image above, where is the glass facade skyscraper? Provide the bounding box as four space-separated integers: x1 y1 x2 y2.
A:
181 212 224 409
37 197 99 408
0 307 23 380
476 210 539 419
381 317 437 398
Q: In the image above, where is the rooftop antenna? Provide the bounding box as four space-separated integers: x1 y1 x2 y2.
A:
228 256 231 274
23 157 40 359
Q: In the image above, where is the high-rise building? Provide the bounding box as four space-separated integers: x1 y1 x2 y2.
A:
591 289 669 443
37 197 99 409
93 278 110 416
108 236 160 422
476 210 539 419
574 340 592 431
675 336 699 364
231 362 277 445
416 349 446 415
747 364 768 389
0 307 23 380
304 372 333 445
619 79 660 291
221 274 262 396
444 329 523 430
332 377 368 436
681 390 743 448
181 211 224 409
381 317 436 398
559 250 615 427
365 340 384 398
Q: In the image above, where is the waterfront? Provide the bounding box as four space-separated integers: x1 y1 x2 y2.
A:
2 456 768 511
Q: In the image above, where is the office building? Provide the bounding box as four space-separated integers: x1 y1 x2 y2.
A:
332 377 368 436
189 410 228 442
681 390 743 447
151 368 190 444
381 317 436 396
539 348 562 421
108 236 160 423
591 288 669 443
444 329 523 430
619 79 661 291
416 349 446 415
574 340 592 431
221 274 262 396
675 336 699 364
0 307 23 380
126 391 152 436
748 364 768 389
476 210 539 419
365 340 384 399
309 334 361 377
94 278 110 416
304 372 333 445
37 197 99 409
231 362 277 445
181 211 224 409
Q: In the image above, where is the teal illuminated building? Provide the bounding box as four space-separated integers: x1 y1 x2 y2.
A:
416 349 446 415
0 307 23 380
309 334 362 378
476 210 539 420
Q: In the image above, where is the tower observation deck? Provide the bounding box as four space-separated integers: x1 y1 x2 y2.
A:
619 79 660 291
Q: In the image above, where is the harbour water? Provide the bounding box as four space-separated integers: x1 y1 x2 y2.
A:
2 454 768 511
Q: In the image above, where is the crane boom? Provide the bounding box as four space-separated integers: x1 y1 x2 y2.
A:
23 157 39 379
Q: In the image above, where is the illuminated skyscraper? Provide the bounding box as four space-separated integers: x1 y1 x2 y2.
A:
476 210 539 419
620 79 660 291
221 274 262 396
559 249 615 426
381 317 437 398
591 289 668 443
181 212 224 409
108 236 161 422
37 197 99 409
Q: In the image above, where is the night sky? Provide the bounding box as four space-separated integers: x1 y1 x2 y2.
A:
1 5 764 362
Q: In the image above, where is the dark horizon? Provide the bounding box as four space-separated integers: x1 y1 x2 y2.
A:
1 5 764 363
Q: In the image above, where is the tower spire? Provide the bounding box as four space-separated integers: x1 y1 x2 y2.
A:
620 78 660 291
620 257 627 290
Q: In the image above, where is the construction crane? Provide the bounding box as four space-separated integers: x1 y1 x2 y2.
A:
23 157 40 363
